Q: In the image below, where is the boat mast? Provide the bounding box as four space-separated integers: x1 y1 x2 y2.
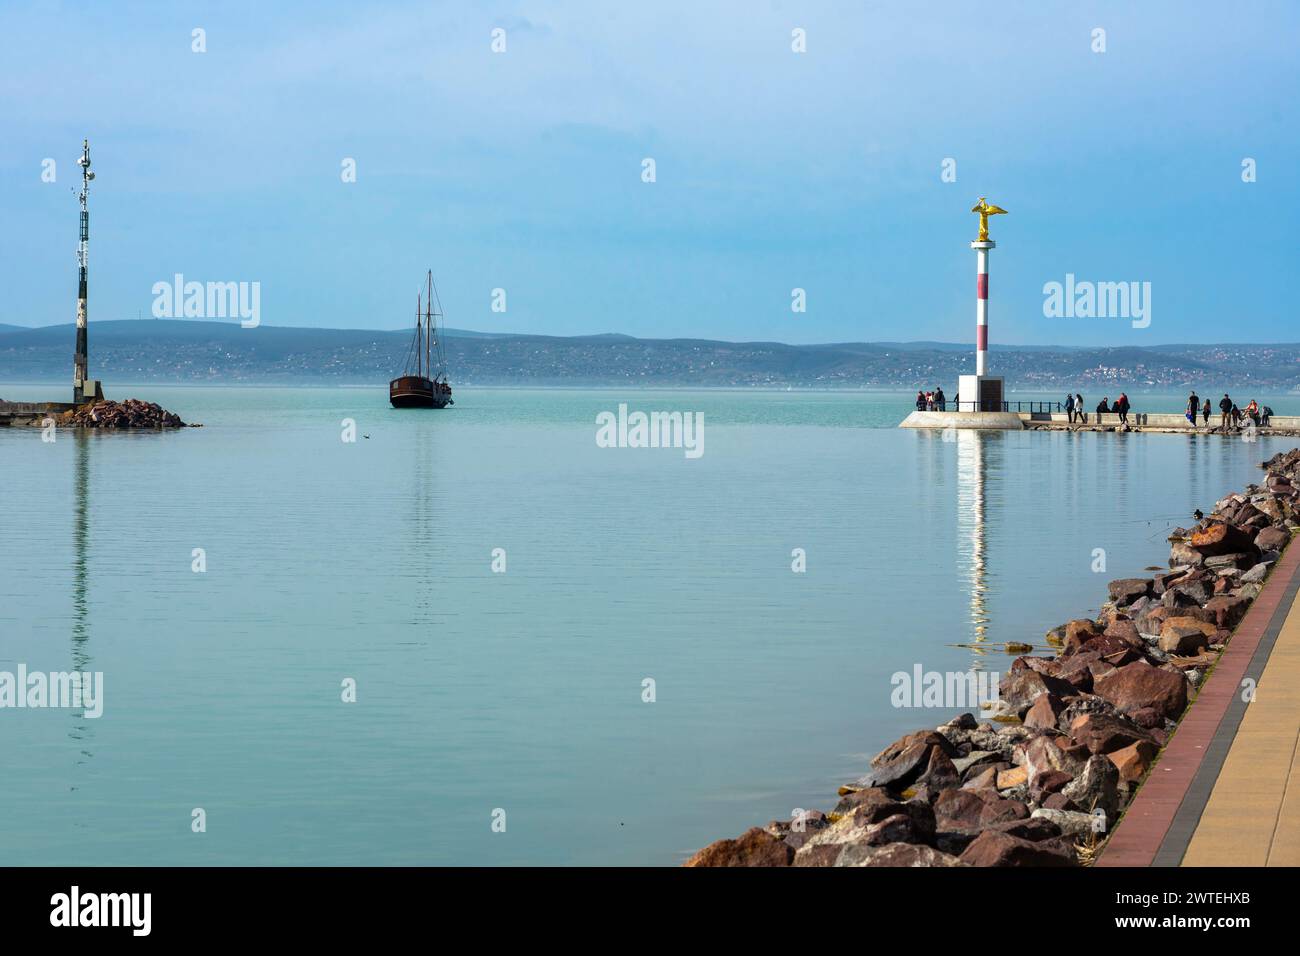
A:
416 292 423 378
426 270 433 380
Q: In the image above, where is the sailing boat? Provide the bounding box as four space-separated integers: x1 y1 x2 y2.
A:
389 270 453 408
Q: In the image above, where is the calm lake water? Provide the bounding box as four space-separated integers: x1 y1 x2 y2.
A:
1 385 1295 865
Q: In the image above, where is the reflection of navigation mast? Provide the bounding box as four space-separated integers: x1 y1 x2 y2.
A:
956 431 990 653
70 433 94 774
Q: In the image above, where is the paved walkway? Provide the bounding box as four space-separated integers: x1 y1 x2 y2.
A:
1099 533 1300 866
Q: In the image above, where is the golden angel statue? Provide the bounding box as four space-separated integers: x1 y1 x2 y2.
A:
971 197 1007 242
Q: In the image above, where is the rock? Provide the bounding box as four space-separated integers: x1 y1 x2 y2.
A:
912 746 961 795
1204 594 1251 629
1108 740 1159 783
942 712 980 731
1042 792 1080 812
999 669 1076 715
984 817 1063 842
1204 552 1257 571
996 766 1028 790
872 730 959 765
853 742 932 791
832 787 898 817
1103 618 1143 646
1255 526 1289 552
934 788 1028 830
1158 617 1217 655
1061 755 1121 820
1029 769 1075 801
685 827 794 866
1068 712 1156 755
792 844 844 867
1019 735 1086 788
1093 659 1189 719
836 842 968 867
1023 694 1066 730
962 765 1002 790
1031 808 1103 840
1065 618 1101 645
1169 540 1205 568
1191 522 1256 557
1127 706 1165 729
1240 563 1270 584
951 750 999 775
59 398 188 429
1107 578 1152 606
958 830 1076 867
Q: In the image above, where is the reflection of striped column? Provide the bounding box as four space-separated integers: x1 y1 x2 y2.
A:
973 240 994 377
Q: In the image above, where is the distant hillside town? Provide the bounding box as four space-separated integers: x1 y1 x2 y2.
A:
1 320 1297 390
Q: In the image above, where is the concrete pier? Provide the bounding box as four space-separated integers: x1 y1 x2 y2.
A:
902 409 1300 435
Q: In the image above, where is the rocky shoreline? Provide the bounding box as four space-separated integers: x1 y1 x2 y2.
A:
685 447 1300 867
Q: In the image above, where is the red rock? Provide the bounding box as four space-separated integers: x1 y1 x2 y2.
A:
1023 694 1065 730
792 844 843 867
1158 617 1216 655
1191 522 1256 557
958 830 1076 867
684 827 794 866
1107 578 1152 605
1068 713 1156 754
1093 660 1189 719
1108 741 1159 783
835 843 967 867
1255 526 1289 552
1042 792 1079 811
1204 594 1251 629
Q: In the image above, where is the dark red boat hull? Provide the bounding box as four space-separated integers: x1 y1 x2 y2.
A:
389 376 451 409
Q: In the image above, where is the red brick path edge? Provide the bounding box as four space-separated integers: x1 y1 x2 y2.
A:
1097 534 1300 866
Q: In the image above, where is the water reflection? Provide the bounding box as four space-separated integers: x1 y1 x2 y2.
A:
955 431 997 665
69 432 94 776
409 421 444 627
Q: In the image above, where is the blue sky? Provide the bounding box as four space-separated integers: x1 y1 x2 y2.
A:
1 1 1296 345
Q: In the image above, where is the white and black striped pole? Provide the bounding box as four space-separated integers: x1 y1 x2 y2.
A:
73 139 93 404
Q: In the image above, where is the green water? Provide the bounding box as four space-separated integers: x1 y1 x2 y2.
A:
0 385 1293 864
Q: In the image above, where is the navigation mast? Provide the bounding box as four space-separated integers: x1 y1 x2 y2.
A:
73 139 96 403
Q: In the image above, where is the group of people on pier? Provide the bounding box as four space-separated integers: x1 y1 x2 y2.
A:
1187 391 1272 430
1064 392 1132 425
915 387 947 411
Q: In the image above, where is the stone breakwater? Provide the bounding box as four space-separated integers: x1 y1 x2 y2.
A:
0 398 193 428
685 448 1300 868
59 399 189 428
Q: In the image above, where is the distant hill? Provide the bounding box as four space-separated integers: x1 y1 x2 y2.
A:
1 320 1298 390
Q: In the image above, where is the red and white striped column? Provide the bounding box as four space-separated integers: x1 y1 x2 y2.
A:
972 239 995 377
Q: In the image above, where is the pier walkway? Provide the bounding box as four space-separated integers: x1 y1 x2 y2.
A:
1099 533 1300 866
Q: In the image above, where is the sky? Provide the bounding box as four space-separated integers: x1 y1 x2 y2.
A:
1 1 1297 346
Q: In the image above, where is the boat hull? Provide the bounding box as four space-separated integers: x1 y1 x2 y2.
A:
389 376 452 409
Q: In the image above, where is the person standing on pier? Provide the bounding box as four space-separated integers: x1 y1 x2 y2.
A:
1115 392 1131 425
1202 397 1212 426
934 386 946 411
1219 394 1234 430
1076 393 1085 424
1187 391 1199 427
1065 392 1076 423
915 390 926 411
